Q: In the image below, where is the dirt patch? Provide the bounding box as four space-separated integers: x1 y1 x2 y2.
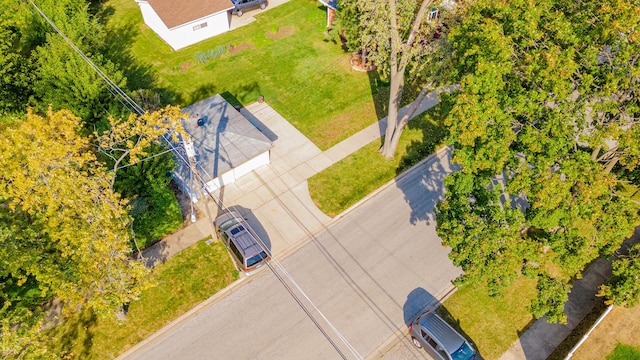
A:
266 25 295 39
227 42 255 55
350 52 376 72
179 62 192 72
570 303 640 359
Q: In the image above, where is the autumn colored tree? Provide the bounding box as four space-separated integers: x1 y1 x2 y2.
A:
0 108 151 357
96 105 188 248
436 0 640 321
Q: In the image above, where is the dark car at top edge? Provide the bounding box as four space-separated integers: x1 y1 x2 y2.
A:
230 0 268 17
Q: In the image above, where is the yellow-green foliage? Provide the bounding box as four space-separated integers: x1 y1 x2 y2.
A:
48 240 239 359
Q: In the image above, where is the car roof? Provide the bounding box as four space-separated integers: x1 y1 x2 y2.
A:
229 224 262 255
215 211 264 257
419 312 465 354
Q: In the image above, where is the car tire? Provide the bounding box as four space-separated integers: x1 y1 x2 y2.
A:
236 9 243 17
260 2 266 9
411 337 422 349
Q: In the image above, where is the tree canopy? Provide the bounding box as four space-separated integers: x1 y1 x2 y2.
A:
0 108 152 357
436 0 640 322
338 0 455 158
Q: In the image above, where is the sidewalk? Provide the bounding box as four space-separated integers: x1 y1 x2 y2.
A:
499 258 612 360
142 87 447 266
499 227 639 360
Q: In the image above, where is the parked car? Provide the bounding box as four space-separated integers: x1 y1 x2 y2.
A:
214 211 270 274
409 310 482 360
231 0 268 17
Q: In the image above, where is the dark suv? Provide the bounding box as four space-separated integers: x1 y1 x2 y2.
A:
231 0 268 17
409 310 482 360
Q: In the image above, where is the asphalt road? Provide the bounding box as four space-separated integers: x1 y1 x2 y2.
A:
123 149 462 360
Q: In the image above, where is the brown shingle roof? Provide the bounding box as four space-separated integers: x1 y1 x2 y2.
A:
146 0 234 29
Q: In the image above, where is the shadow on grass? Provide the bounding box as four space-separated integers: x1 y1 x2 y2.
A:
98 3 182 108
396 95 453 175
437 305 485 359
50 309 98 359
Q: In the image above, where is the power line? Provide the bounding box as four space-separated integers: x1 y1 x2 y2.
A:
27 2 362 357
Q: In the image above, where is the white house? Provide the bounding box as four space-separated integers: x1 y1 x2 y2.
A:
172 95 273 202
135 0 234 50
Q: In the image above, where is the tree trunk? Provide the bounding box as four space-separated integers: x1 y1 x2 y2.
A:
379 0 434 159
381 71 405 158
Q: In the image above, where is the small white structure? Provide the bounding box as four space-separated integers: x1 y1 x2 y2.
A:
135 0 234 50
173 95 273 202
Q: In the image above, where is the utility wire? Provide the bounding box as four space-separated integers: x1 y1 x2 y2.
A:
28 1 362 357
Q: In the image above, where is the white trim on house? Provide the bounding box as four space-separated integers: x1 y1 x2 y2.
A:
136 0 233 50
203 151 271 193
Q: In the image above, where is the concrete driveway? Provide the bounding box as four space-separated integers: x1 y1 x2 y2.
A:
122 146 461 360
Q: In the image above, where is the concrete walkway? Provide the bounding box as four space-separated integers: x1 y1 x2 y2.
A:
139 83 626 360
142 87 447 266
499 226 639 360
499 258 612 360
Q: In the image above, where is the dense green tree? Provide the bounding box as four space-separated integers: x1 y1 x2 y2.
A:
436 0 640 322
0 108 151 357
340 0 457 158
30 0 127 126
599 243 640 307
0 0 35 116
96 106 188 248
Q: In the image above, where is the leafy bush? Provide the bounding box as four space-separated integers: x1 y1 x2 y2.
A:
113 144 183 249
530 275 569 324
194 45 228 64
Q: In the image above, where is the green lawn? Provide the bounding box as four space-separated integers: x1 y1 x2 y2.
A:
607 343 640 360
438 276 539 360
104 0 386 150
308 101 451 217
48 239 239 359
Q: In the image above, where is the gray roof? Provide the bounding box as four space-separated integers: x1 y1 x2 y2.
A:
175 94 272 188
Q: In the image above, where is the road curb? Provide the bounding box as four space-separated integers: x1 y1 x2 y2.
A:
333 145 451 223
366 283 458 360
275 145 452 263
116 273 254 359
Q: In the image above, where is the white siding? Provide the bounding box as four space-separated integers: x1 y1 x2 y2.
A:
137 1 231 50
203 150 271 194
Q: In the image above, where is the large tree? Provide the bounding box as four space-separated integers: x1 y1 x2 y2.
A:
0 0 35 116
31 0 127 126
0 108 152 357
436 0 640 322
341 0 456 158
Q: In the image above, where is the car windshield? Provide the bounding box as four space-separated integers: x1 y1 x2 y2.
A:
246 251 268 267
218 218 239 230
451 342 475 360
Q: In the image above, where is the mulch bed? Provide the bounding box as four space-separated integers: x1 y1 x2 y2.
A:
227 43 255 55
266 25 295 39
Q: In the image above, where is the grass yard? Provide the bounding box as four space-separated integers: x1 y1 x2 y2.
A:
566 301 640 360
438 276 538 360
607 343 640 360
47 239 238 359
308 101 450 217
104 0 386 150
